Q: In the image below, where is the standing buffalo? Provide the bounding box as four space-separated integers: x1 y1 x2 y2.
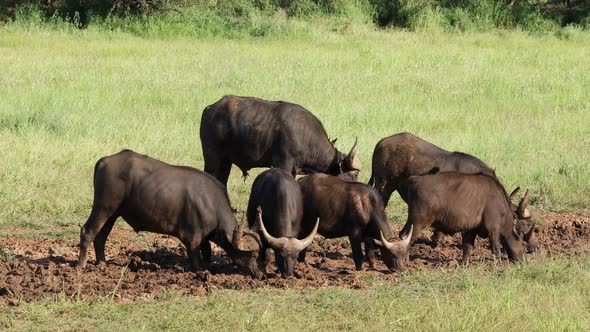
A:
77 150 265 279
246 169 319 278
200 95 361 186
369 132 493 206
297 173 412 272
392 168 532 269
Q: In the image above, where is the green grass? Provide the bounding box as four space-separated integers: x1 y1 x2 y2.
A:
0 23 589 329
1 27 589 228
1 257 589 330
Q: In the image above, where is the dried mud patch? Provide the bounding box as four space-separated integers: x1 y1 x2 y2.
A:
0 212 589 305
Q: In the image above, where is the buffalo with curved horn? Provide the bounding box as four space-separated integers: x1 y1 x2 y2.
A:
246 168 319 278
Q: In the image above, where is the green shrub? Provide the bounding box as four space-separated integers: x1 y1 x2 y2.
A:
0 0 584 34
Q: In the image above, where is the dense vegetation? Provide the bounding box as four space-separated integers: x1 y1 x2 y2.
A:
1 0 589 37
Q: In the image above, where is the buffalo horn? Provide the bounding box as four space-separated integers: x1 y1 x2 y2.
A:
380 225 413 251
523 221 536 242
518 190 531 219
294 218 320 251
509 187 521 201
257 206 288 249
348 137 359 161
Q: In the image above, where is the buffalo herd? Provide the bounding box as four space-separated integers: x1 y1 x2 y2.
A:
78 95 536 279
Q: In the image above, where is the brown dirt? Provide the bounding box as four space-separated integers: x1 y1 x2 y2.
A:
1 212 589 305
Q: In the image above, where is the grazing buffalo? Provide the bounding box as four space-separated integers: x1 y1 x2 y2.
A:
77 150 265 279
297 173 412 272
246 169 319 278
392 168 532 269
369 132 493 206
200 95 361 186
369 132 537 252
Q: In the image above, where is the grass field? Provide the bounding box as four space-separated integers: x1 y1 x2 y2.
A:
1 22 590 329
1 26 589 229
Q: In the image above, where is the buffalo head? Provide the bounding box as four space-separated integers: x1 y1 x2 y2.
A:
257 207 319 279
231 214 266 279
509 188 537 253
374 225 413 272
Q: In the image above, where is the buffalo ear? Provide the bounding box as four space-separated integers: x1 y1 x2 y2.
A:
372 238 384 247
330 138 338 146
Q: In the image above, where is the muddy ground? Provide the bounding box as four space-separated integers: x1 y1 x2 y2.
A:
1 212 589 305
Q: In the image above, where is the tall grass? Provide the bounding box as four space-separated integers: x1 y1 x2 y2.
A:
0 27 589 228
1 257 589 330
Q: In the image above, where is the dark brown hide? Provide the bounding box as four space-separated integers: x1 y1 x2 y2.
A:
401 170 526 269
298 173 410 272
200 95 361 186
77 150 264 279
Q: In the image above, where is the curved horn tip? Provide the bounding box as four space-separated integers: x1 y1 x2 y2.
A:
348 137 359 156
296 218 320 251
523 190 530 202
256 208 285 249
509 187 521 199
380 230 394 249
402 225 413 246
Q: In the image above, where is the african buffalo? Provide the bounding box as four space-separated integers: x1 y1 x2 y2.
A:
368 132 493 206
297 173 412 272
369 132 537 252
77 150 265 279
246 169 319 278
200 95 361 186
390 168 532 269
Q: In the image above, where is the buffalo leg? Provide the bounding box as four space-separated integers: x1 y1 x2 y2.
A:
430 231 443 248
187 246 203 271
379 187 395 208
183 236 205 270
372 177 395 208
200 240 212 266
78 209 116 268
399 222 412 240
203 154 232 186
350 236 364 270
263 248 273 267
93 216 118 264
461 230 477 265
214 160 232 187
489 235 502 258
408 220 427 246
364 239 377 269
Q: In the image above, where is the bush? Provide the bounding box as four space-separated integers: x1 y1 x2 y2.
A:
0 0 583 34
